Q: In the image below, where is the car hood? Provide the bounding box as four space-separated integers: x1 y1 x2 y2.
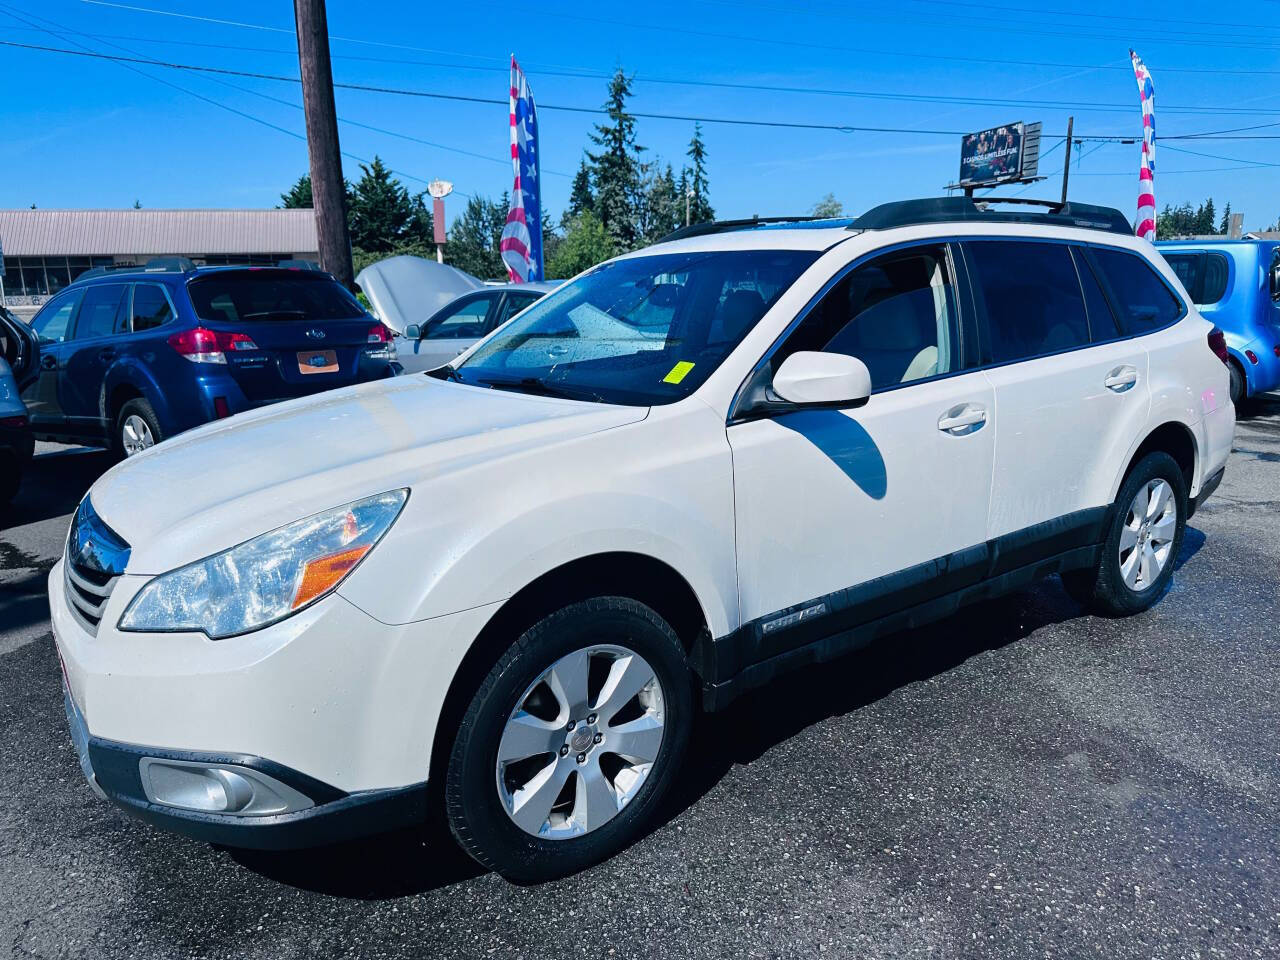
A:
87 375 647 574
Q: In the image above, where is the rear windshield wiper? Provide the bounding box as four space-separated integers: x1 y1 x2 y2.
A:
242 309 309 320
475 375 605 403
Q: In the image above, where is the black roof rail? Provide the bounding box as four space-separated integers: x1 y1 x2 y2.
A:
849 196 1133 236
141 256 198 273
658 215 834 244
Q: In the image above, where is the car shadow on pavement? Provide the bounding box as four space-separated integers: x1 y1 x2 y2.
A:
1 446 115 531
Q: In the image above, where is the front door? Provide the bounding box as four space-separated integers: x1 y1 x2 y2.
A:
728 242 994 661
61 283 130 437
402 292 499 373
21 288 83 430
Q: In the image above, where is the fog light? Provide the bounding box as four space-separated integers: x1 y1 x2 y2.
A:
138 758 314 816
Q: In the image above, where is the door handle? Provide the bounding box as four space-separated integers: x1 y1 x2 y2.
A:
938 404 987 434
40 354 57 370
1104 365 1138 392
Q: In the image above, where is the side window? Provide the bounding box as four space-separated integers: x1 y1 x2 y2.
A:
1072 247 1120 341
1201 253 1229 305
1089 247 1184 335
1271 249 1280 302
494 293 541 329
30 289 83 344
1162 253 1200 299
71 284 129 340
423 295 493 339
130 283 176 332
966 240 1090 364
777 244 958 390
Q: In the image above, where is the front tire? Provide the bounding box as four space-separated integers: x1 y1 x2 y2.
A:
1063 451 1187 617
445 597 692 883
1228 359 1245 410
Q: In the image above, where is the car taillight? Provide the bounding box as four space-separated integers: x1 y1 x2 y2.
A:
1273 345 1280 358
167 327 258 363
1245 349 1259 365
0 415 27 428
1207 328 1230 365
367 323 393 343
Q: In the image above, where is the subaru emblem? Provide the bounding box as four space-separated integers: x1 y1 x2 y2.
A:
305 328 326 340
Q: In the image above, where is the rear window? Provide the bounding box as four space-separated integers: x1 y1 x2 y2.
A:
188 272 365 324
1090 248 1185 335
1162 251 1229 306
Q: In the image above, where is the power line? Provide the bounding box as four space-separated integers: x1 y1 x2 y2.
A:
73 0 1280 76
894 0 1280 33
10 22 1280 113
0 7 455 196
6 38 1280 145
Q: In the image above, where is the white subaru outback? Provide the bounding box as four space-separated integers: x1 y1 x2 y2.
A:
52 197 1234 882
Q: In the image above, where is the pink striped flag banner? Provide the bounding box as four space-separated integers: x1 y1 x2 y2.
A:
1130 49 1156 241
499 56 543 282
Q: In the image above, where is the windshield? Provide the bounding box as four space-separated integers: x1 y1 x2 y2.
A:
450 249 818 405
188 271 366 324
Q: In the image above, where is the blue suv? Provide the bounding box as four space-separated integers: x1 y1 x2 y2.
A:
1157 239 1280 408
21 259 399 456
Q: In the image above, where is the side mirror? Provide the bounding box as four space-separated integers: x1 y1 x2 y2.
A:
771 351 872 408
1270 259 1280 301
404 323 421 340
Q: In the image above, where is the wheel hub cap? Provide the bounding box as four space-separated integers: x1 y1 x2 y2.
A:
1119 478 1176 592
495 644 666 840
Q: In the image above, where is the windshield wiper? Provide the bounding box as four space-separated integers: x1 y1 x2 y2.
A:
242 309 308 320
428 364 463 382
475 375 605 403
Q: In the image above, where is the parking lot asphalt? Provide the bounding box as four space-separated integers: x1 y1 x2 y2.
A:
3 401 1280 960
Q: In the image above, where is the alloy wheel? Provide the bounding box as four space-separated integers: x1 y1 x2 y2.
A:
120 415 155 457
495 644 666 839
1119 478 1176 592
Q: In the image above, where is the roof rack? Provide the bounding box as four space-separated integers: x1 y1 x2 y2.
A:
658 215 836 244
849 196 1132 236
75 257 198 282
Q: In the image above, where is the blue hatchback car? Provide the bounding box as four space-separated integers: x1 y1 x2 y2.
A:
1157 239 1280 408
20 259 399 456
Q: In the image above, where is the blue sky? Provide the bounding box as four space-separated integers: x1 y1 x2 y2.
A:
1 0 1278 230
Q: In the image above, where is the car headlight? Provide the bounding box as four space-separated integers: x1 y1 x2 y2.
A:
119 489 408 639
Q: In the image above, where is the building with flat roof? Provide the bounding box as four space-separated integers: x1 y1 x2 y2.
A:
0 208 319 320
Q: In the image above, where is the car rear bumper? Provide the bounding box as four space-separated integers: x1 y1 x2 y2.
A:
0 420 34 463
63 681 427 850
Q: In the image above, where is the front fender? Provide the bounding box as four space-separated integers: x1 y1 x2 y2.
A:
339 405 740 638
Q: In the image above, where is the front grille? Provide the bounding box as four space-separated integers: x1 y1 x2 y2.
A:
64 559 118 635
63 497 130 636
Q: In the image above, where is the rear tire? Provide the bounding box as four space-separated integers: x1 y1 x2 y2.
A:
1063 451 1187 617
1228 359 1245 410
114 398 163 458
445 597 692 883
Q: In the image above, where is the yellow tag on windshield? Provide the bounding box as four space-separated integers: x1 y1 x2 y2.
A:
663 361 696 385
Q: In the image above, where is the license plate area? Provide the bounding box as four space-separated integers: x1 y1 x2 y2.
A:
297 349 338 374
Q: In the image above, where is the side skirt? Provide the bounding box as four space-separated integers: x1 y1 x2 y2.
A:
694 507 1107 712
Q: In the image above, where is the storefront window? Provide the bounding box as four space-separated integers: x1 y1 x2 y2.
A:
45 257 72 294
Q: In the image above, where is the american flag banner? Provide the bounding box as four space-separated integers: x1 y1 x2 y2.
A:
500 56 543 282
1130 49 1156 241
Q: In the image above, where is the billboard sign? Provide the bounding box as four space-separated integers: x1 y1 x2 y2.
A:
958 122 1041 187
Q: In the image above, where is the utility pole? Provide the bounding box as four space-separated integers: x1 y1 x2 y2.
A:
294 0 353 288
1060 116 1074 205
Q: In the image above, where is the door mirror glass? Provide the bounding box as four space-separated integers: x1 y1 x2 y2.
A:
772 351 872 407
404 323 421 340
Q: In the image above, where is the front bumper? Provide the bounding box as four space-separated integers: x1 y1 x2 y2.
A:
63 682 426 850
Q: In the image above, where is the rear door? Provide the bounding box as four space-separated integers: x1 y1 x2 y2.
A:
61 282 130 436
0 306 38 392
185 269 378 404
399 292 500 373
21 288 83 429
964 238 1150 545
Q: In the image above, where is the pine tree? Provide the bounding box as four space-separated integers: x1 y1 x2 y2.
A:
588 70 645 250
447 194 509 279
280 175 313 209
686 123 714 224
1219 201 1232 235
348 157 419 254
568 159 594 219
810 193 844 218
1198 198 1216 236
641 164 681 244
